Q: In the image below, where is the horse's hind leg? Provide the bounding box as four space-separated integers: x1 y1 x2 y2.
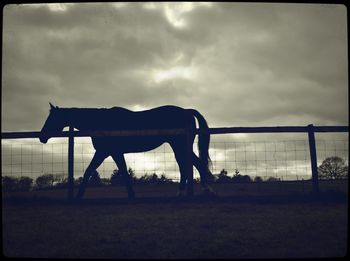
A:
76 151 107 199
111 153 135 199
192 152 215 195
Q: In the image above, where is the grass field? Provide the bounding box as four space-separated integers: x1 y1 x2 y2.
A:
2 181 348 259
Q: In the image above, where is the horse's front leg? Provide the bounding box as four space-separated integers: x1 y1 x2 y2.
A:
111 153 135 199
170 140 189 197
76 151 107 199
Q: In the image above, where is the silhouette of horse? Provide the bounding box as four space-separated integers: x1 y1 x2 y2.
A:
39 103 215 199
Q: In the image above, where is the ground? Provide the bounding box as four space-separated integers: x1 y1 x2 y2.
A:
2 181 348 259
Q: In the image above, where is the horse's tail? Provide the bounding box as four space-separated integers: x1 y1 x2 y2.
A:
187 109 212 173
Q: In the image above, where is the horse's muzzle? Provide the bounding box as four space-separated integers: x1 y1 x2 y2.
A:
39 136 48 144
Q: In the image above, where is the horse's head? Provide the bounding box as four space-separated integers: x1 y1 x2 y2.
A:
39 103 66 144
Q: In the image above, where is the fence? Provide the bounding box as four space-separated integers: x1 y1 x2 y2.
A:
2 138 347 180
1 124 348 200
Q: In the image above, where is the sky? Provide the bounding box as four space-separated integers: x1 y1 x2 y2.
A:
1 2 348 180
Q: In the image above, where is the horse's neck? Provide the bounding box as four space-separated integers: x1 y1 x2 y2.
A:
66 108 126 130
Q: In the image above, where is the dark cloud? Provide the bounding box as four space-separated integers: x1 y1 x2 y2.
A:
2 2 348 134
187 4 348 127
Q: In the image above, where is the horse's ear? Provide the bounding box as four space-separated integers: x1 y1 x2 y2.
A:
49 102 59 110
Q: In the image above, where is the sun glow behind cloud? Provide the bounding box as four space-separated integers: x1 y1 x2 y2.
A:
131 104 148 112
164 3 195 28
143 2 213 28
152 66 195 83
47 3 70 12
149 51 197 83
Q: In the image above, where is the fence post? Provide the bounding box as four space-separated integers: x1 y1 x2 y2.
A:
68 126 75 201
307 124 319 193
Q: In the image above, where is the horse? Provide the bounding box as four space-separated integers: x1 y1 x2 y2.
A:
39 103 215 199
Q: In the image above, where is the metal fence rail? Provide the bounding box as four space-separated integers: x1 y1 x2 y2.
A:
2 124 348 200
2 125 348 139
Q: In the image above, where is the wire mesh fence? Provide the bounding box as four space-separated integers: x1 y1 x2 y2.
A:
2 134 348 182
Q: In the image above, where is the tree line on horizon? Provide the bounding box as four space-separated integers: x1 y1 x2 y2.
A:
2 156 348 192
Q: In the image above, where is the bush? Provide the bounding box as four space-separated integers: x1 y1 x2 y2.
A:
55 178 68 188
254 176 263 183
266 176 279 182
111 168 137 186
159 174 173 184
207 172 217 183
88 170 102 187
2 176 18 192
149 173 159 184
2 176 33 192
17 177 33 191
35 174 55 190
137 174 149 184
135 173 173 184
231 174 252 183
318 156 348 180
100 178 111 186
216 169 232 183
110 169 125 186
74 177 83 186
241 175 252 183
216 175 232 183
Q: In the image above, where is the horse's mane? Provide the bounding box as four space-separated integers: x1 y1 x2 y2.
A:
58 106 132 113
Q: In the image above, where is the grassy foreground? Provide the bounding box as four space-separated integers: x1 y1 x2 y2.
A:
2 182 348 259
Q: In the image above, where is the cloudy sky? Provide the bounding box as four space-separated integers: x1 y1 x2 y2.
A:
1 2 348 180
2 2 348 132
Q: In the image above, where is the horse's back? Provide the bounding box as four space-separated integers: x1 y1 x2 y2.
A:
78 105 191 130
134 105 188 128
92 105 190 153
107 105 188 130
